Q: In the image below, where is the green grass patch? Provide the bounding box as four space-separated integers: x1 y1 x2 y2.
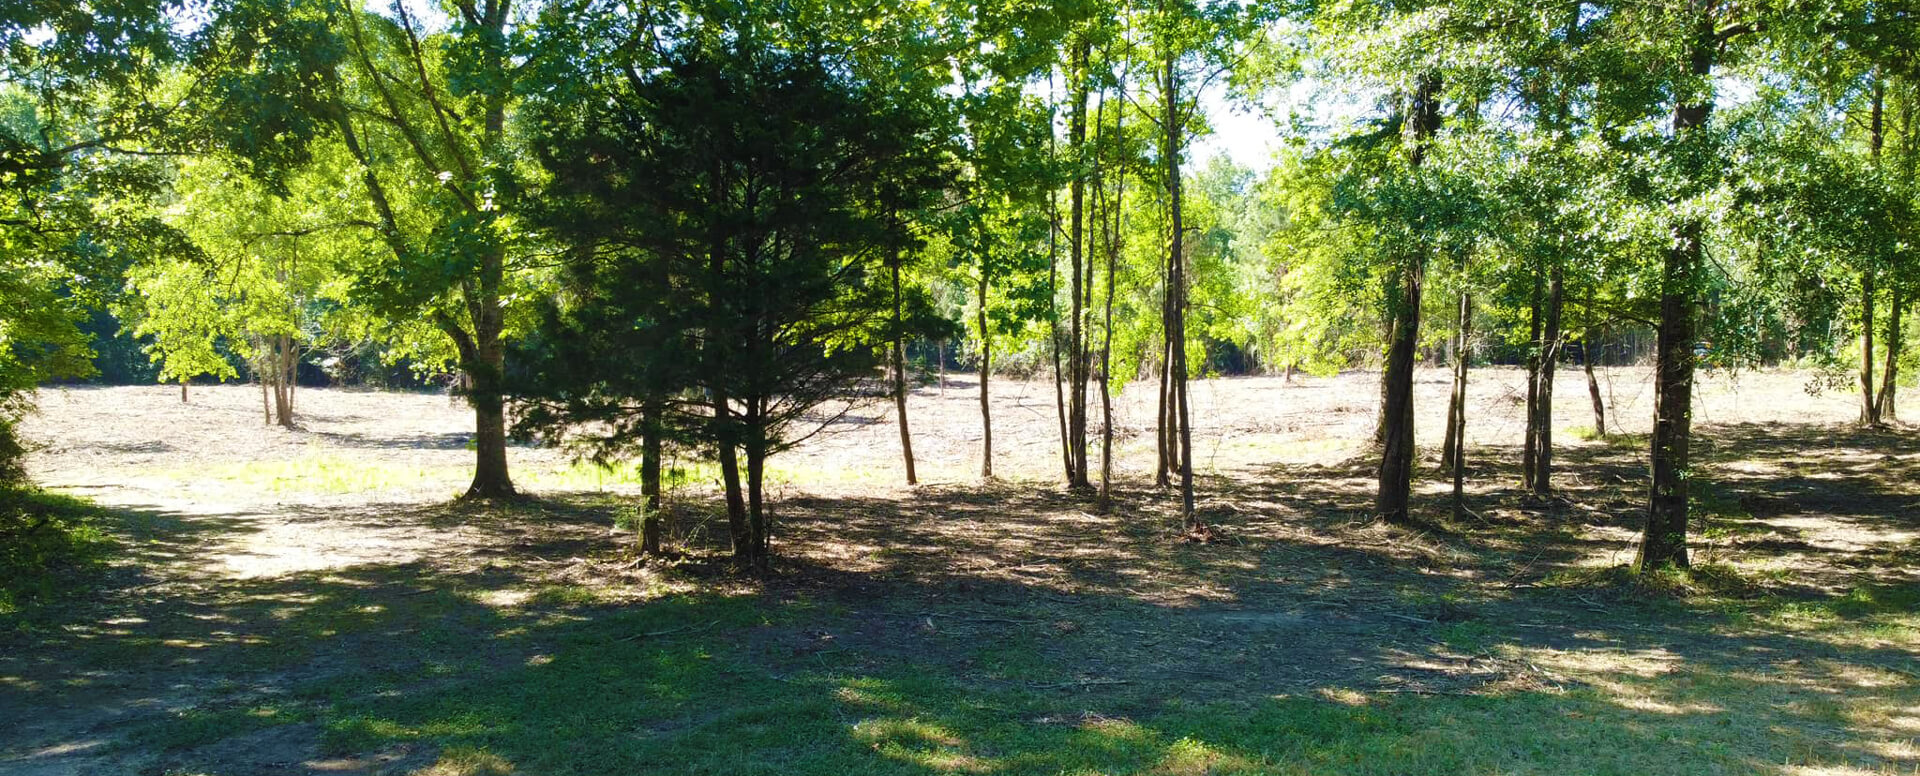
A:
172 454 467 495
0 487 113 626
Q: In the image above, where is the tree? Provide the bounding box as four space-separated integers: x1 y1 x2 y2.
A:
121 152 372 424
525 26 956 570
314 0 543 499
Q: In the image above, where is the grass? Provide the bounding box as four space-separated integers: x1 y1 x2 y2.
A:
0 486 112 625
164 453 469 495
98 581 1920 776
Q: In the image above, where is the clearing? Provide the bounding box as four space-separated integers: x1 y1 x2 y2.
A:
2 367 1917 775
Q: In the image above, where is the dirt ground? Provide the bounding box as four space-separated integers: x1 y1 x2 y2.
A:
2 366 1916 775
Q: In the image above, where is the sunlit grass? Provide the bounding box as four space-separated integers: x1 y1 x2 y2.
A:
155 454 467 495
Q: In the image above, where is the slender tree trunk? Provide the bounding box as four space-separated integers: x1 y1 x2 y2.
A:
1868 74 1891 425
273 333 296 428
639 401 663 556
1067 38 1092 491
1863 271 1879 425
1533 262 1562 497
1048 159 1073 486
713 393 750 566
1881 289 1903 422
1441 289 1468 473
744 419 769 574
1155 278 1173 488
180 382 188 403
1164 55 1196 528
1638 19 1715 571
1447 291 1471 519
1523 267 1542 490
260 372 271 424
1585 331 1607 438
1376 73 1442 526
1098 99 1124 513
978 274 994 479
890 258 917 485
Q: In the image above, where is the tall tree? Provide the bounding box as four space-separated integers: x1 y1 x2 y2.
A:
316 0 539 499
527 25 956 570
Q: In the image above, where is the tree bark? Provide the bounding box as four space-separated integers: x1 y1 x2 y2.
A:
1067 38 1092 492
1637 18 1714 571
744 412 769 574
1098 97 1124 514
639 402 663 556
1163 54 1197 528
1048 155 1073 486
273 333 296 429
1446 291 1471 519
1862 271 1878 425
1532 261 1562 498
1523 266 1542 490
715 398 750 567
1155 279 1173 489
890 258 917 485
1868 73 1893 424
978 273 994 479
1585 331 1607 438
1880 288 1903 422
1375 73 1442 526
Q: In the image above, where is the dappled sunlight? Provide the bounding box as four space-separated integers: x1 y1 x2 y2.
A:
10 374 1920 774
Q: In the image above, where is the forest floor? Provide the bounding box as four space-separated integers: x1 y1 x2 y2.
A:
1 366 1917 775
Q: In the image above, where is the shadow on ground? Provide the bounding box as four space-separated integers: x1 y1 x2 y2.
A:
1 421 1916 775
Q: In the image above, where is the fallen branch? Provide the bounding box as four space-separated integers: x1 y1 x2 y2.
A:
619 620 719 643
1030 678 1131 690
1383 613 1438 625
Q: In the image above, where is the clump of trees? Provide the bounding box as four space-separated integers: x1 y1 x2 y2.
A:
2 0 1916 576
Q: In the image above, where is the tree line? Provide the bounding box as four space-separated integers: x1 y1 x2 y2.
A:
1 0 1914 572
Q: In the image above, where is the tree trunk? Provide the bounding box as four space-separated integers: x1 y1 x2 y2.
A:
1155 291 1173 489
1523 267 1542 490
1377 258 1424 525
463 338 515 499
1637 20 1714 571
639 402 663 556
1441 290 1468 474
1585 331 1607 438
273 333 296 429
1880 288 1903 422
1868 74 1891 424
1164 55 1197 528
1048 166 1073 486
744 418 769 574
181 382 188 403
1532 262 1562 498
1067 38 1092 492
891 258 918 485
1375 73 1441 526
1863 271 1879 425
1098 96 1124 514
1447 291 1471 519
978 273 994 479
714 396 750 566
